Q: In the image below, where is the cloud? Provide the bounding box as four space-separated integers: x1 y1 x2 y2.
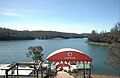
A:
0 11 25 18
0 8 32 18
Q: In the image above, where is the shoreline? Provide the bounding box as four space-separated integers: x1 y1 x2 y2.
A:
72 73 120 78
91 74 120 78
85 41 110 46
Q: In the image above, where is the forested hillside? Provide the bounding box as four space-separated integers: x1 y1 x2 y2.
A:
88 23 120 44
0 27 85 40
88 23 120 68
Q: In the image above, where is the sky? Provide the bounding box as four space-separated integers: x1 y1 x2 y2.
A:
0 0 119 34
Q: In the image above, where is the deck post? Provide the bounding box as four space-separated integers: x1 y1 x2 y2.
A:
83 62 86 78
49 62 51 78
40 63 43 78
17 63 19 78
34 64 36 77
5 70 8 78
89 69 91 78
89 64 92 78
37 69 39 78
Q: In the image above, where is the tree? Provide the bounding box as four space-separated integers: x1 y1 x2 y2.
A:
88 30 99 42
26 46 43 62
26 46 44 77
106 43 120 68
88 23 120 68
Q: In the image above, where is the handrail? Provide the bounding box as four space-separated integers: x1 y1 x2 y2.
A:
3 62 40 78
17 62 38 65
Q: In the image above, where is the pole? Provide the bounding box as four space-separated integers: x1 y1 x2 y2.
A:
49 62 51 78
34 64 36 77
17 64 19 78
37 69 39 78
6 70 8 78
89 69 91 78
89 64 92 78
83 62 85 78
41 63 43 78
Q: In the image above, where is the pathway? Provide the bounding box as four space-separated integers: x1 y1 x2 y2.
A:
55 71 74 78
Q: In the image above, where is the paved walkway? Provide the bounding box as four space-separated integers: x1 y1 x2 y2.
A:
55 71 74 78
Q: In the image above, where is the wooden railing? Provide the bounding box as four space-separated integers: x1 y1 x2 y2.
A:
1 62 42 78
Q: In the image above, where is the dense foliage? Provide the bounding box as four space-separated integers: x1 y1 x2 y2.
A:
88 23 120 44
88 23 120 68
107 43 120 68
26 46 43 61
0 27 85 40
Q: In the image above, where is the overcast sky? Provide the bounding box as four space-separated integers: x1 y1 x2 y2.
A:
0 0 119 33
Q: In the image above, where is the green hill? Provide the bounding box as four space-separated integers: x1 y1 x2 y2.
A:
0 27 85 40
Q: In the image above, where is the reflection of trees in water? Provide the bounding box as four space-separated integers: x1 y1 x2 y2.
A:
106 43 120 68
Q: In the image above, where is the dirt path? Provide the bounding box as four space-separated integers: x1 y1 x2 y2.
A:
55 71 74 78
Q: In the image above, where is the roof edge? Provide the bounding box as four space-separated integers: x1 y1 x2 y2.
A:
46 48 83 59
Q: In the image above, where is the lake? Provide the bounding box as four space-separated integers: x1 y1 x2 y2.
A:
0 38 120 75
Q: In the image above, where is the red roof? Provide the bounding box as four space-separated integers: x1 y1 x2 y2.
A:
46 48 93 63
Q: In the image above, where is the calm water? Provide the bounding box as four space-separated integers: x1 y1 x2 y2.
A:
0 38 120 75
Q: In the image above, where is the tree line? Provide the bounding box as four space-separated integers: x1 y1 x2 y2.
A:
88 22 120 68
0 27 85 40
88 23 120 44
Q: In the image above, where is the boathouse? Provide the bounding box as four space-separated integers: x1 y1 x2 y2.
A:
46 48 93 78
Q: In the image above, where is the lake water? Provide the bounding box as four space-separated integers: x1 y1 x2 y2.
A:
0 38 120 75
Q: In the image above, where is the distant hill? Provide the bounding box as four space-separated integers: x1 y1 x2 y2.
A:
81 33 90 38
0 27 86 40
